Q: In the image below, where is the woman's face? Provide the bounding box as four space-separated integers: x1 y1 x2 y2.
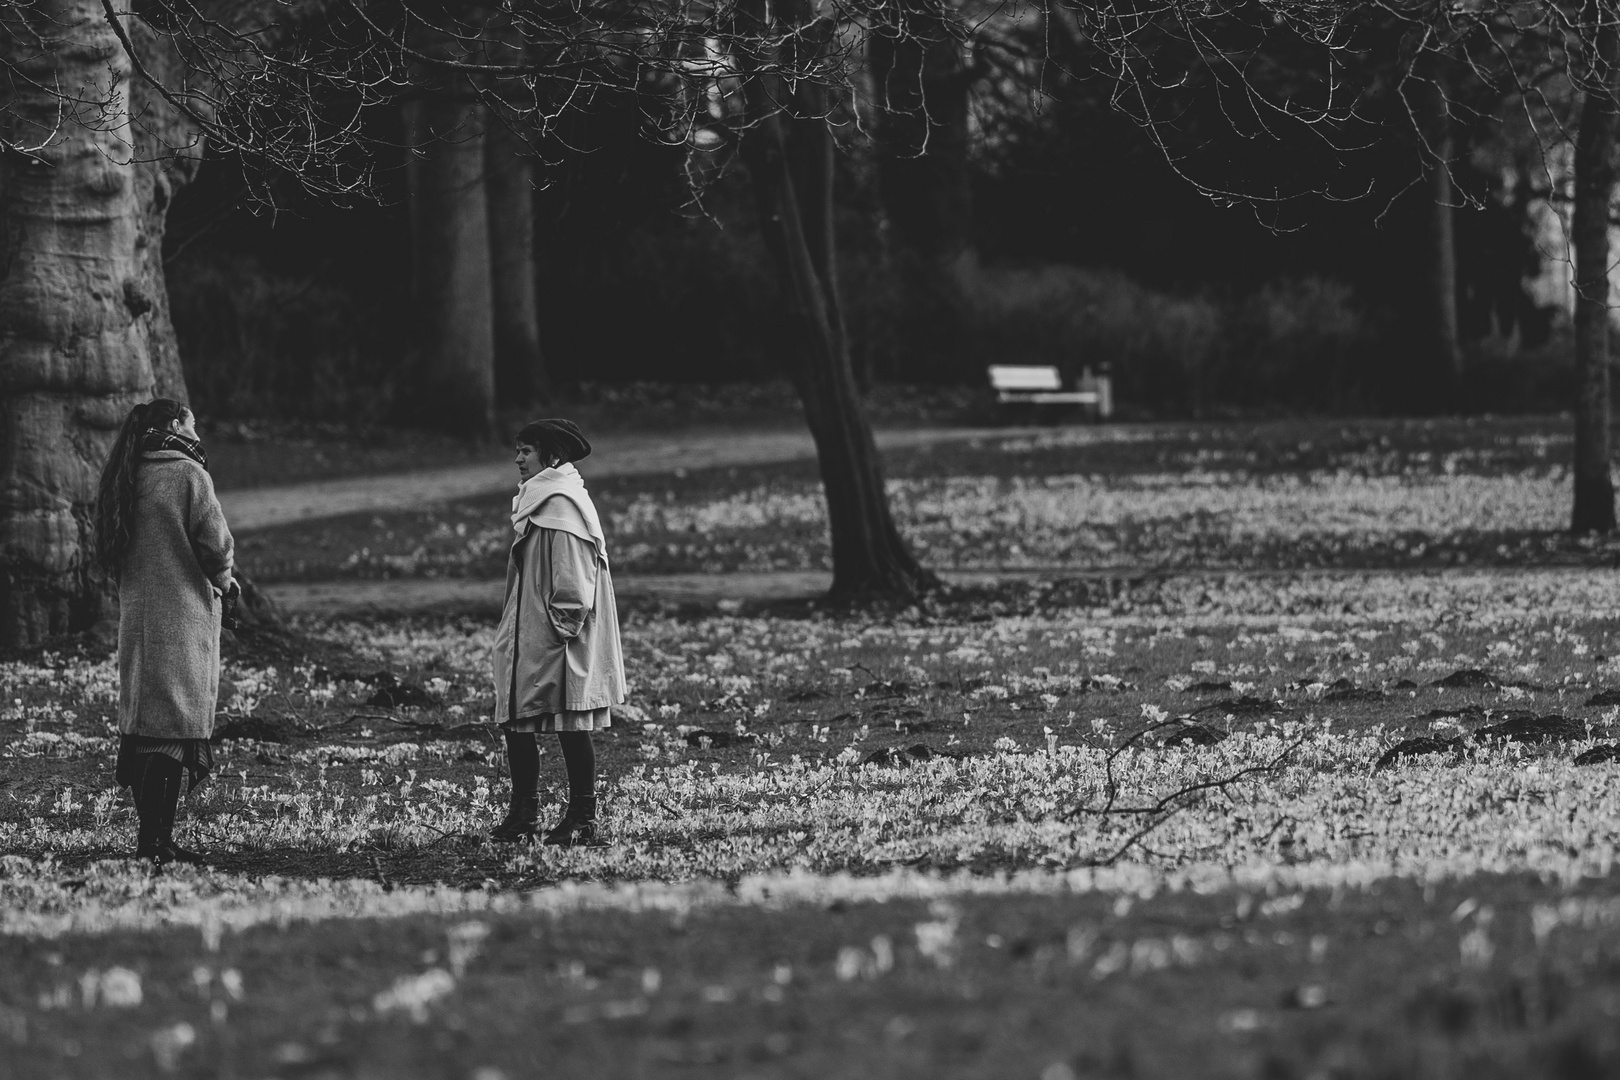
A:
170 409 198 441
515 443 545 481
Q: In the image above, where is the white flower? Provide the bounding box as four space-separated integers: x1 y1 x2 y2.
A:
98 968 142 1008
373 969 455 1023
914 920 958 968
446 921 490 977
150 1022 196 1072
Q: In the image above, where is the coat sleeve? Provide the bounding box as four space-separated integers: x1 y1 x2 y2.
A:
544 529 599 640
187 467 236 592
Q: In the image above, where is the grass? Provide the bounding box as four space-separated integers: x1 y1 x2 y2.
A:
5 876 1618 1079
6 415 1620 1076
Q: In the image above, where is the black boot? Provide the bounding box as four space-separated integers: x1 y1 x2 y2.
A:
132 755 162 859
150 756 204 866
491 731 540 842
546 732 598 846
543 797 597 847
490 791 540 842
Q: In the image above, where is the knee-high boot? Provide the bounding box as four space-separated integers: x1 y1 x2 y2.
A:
133 754 163 859
491 731 540 841
544 733 597 847
136 754 200 864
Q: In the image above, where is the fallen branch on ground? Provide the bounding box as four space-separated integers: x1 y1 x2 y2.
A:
1060 733 1309 868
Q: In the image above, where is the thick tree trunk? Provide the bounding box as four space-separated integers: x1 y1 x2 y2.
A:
738 1 937 600
485 120 546 404
0 5 197 646
1572 16 1620 535
869 0 976 383
403 85 496 439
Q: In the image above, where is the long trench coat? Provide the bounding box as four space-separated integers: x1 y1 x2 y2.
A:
491 495 625 723
117 451 235 741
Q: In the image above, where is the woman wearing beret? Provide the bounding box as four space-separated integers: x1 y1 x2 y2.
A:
489 418 625 845
94 398 236 864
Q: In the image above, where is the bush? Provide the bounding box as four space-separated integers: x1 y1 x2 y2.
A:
1457 323 1575 414
964 263 1223 413
958 266 1412 415
168 251 404 423
1219 276 1381 411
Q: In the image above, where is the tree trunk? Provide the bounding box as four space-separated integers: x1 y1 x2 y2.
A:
1572 13 1620 535
869 0 977 383
737 0 937 600
1424 78 1462 386
485 119 546 404
403 77 496 439
0 4 197 647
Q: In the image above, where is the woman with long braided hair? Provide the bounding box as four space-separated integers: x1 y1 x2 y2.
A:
94 398 236 864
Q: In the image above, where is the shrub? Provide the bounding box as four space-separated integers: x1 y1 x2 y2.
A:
1219 276 1381 411
964 263 1224 413
168 251 404 423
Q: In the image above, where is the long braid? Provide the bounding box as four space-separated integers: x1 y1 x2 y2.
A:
94 399 185 580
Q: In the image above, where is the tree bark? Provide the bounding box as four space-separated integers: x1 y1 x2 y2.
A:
0 5 198 646
402 39 496 440
485 119 546 404
737 0 938 600
868 0 977 383
1572 9 1620 535
1423 75 1462 385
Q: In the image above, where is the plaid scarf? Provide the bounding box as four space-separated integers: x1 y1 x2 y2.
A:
139 427 208 469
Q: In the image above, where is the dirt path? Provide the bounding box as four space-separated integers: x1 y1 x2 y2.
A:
262 573 833 615
259 564 1580 616
266 569 1129 615
264 571 1033 615
219 424 1125 532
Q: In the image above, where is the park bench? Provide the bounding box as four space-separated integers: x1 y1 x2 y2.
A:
988 364 1113 419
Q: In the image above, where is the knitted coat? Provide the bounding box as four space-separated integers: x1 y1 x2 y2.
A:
117 451 235 741
491 495 625 722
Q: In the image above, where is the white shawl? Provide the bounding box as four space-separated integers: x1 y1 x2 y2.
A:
510 463 609 566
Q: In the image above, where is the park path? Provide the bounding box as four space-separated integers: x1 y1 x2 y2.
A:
257 563 1579 616
263 570 999 615
227 422 1135 613
219 424 1126 533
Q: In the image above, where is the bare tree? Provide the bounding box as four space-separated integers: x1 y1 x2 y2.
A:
733 0 940 598
486 119 546 403
0 0 953 644
401 16 497 438
1071 0 1620 534
1417 55 1464 383
869 0 978 383
1570 1 1620 533
484 11 546 404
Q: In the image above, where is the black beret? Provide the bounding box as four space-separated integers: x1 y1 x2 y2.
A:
515 418 591 464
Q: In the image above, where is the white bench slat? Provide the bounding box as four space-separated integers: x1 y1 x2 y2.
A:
988 365 1064 391
996 390 1100 405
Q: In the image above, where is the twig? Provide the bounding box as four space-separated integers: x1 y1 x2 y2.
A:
379 715 442 730
302 712 359 734
1067 737 1307 819
415 823 469 847
1064 734 1309 868
1062 718 1184 822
